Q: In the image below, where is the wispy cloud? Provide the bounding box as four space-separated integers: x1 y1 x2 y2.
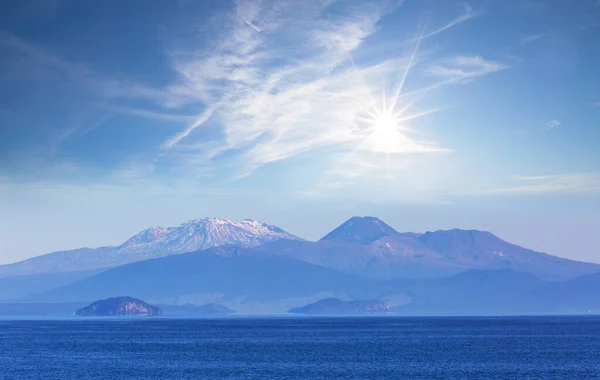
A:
162 105 217 150
159 0 487 178
485 173 600 195
99 104 197 123
0 0 494 191
547 119 561 129
426 55 509 81
519 33 547 45
423 3 477 38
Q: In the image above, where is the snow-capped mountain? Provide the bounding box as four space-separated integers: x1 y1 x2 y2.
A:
119 218 301 254
0 218 303 276
3 216 599 284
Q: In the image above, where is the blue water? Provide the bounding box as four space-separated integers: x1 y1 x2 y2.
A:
1 317 599 379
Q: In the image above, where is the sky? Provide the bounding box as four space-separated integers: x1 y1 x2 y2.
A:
0 0 599 265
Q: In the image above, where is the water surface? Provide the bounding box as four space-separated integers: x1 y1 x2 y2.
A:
1 316 599 379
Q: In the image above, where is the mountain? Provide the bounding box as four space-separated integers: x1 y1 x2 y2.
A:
0 218 303 277
0 269 105 302
390 269 547 315
20 262 600 315
288 298 390 315
3 215 599 304
75 296 162 317
23 246 381 309
417 229 600 280
389 269 600 315
533 273 600 314
320 216 405 244
256 237 454 279
259 217 600 281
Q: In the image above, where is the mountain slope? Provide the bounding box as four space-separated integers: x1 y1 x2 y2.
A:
0 218 303 277
0 269 105 302
253 217 600 280
320 216 404 244
3 216 598 283
417 229 600 280
24 246 381 304
389 269 600 315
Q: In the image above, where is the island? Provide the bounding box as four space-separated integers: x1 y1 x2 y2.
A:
288 298 390 315
75 296 162 317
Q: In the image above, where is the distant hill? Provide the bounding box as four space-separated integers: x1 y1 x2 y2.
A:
17 257 600 315
0 218 303 277
0 269 104 302
160 303 235 317
289 298 390 315
75 296 162 317
24 247 381 304
386 269 600 315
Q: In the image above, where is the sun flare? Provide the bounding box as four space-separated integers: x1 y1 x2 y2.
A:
351 30 434 157
367 113 402 154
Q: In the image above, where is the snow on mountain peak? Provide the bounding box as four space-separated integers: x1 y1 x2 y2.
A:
118 217 302 256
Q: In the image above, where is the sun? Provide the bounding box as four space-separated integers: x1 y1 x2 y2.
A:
366 113 402 154
345 30 447 163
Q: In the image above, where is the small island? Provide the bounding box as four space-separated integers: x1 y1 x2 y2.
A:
75 296 162 317
288 298 390 315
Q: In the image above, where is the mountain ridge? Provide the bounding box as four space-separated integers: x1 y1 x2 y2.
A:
0 218 303 277
2 216 598 283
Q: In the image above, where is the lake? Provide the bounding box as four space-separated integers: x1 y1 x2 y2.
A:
1 316 599 379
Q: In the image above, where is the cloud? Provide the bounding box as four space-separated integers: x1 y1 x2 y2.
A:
485 173 600 195
162 105 217 150
423 3 477 38
99 104 197 123
159 0 483 177
426 55 509 81
245 20 262 33
1 0 488 190
519 33 547 45
547 119 560 129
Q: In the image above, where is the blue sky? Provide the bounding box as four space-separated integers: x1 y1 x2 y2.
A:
1 0 599 265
